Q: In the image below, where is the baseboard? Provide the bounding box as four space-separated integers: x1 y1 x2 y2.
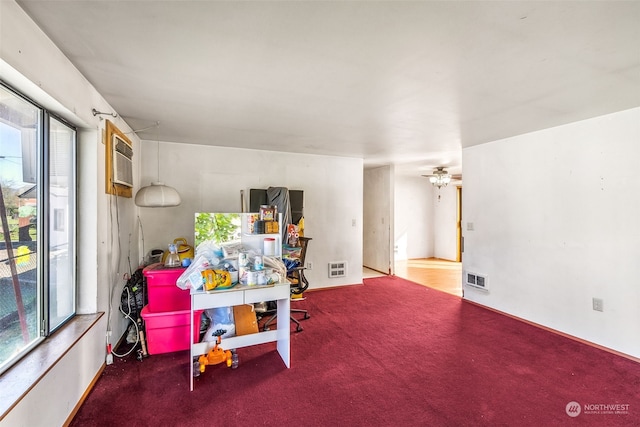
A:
463 299 640 364
62 326 128 426
63 362 106 427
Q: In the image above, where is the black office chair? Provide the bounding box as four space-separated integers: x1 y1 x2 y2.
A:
262 237 311 332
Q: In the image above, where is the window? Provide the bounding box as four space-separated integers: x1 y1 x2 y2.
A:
0 83 76 374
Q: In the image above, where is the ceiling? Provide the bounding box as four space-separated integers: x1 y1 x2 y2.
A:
16 1 640 177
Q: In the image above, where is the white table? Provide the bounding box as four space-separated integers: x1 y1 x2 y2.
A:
190 282 291 390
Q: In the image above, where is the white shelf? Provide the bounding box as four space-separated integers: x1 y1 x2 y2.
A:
240 212 283 258
189 282 291 390
189 211 289 390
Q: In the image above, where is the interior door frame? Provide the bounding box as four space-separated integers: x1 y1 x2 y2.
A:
456 186 462 262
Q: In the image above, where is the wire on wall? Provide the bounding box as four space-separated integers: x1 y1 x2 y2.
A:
125 120 160 135
138 215 146 265
106 181 139 358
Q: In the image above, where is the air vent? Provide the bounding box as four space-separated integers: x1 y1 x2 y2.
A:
328 261 347 278
112 134 133 187
465 271 488 291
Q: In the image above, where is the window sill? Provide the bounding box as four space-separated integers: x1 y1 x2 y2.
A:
0 313 104 419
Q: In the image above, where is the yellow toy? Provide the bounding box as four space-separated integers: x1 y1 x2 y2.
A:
198 329 238 373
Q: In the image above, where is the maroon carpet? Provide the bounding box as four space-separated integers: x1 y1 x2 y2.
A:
70 276 640 426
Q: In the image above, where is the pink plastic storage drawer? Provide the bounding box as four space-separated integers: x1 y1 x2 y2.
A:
143 263 190 313
141 305 202 355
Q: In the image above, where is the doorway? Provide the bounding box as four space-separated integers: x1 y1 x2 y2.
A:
394 258 462 296
393 184 462 296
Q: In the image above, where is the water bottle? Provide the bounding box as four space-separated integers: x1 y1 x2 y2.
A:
254 254 263 271
164 243 181 267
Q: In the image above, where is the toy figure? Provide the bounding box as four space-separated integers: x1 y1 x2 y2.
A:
197 329 238 373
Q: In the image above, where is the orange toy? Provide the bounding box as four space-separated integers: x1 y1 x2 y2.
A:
198 329 238 373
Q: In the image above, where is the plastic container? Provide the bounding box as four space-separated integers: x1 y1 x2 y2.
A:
263 238 276 256
143 263 190 312
141 306 203 355
246 271 257 286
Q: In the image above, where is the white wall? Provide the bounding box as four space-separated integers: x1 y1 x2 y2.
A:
1 316 106 427
138 141 364 289
363 165 393 273
462 107 640 358
76 128 100 314
394 175 434 260
433 184 458 261
1 1 139 424
393 175 458 262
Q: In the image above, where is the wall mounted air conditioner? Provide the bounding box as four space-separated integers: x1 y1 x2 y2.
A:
112 133 133 187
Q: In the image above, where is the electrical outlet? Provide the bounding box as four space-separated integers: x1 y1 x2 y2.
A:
592 298 604 312
306 262 313 270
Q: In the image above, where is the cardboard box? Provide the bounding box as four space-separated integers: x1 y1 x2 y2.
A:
233 304 259 336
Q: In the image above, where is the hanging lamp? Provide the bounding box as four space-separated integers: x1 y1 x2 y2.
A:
135 181 181 207
135 131 181 207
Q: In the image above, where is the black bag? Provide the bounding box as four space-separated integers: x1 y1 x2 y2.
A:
120 267 146 320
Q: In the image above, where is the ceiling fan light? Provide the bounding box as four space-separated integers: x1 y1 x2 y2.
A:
135 182 181 207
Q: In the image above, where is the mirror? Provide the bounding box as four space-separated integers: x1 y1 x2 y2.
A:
194 213 241 249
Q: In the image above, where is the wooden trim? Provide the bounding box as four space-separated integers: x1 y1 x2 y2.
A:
456 186 462 262
104 119 133 198
0 313 104 420
63 319 133 426
362 266 388 275
463 299 640 364
63 363 106 427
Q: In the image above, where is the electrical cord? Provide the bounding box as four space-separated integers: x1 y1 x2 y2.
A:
110 286 140 358
138 215 145 264
107 181 138 358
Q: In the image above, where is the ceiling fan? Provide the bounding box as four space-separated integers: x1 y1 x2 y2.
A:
422 167 462 188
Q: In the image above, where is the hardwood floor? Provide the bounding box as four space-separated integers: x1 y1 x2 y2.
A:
394 258 462 296
362 266 386 279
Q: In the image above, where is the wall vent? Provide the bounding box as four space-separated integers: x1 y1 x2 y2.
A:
112 133 134 188
328 261 347 278
465 271 488 291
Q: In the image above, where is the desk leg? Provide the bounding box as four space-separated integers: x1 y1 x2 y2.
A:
190 304 194 391
276 296 291 368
